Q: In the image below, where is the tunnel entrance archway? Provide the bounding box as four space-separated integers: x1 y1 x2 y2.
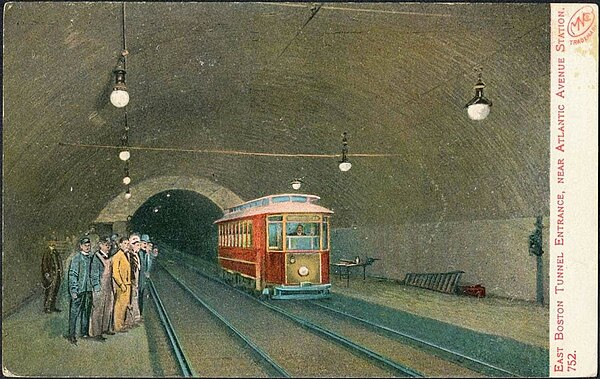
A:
94 175 243 223
94 176 243 260
129 190 224 258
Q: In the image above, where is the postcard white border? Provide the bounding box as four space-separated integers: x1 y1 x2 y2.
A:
549 3 598 377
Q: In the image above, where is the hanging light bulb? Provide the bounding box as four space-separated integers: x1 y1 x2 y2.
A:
465 72 492 121
291 179 302 190
338 131 352 172
119 150 130 161
123 176 131 185
339 160 352 172
124 188 132 199
110 53 130 108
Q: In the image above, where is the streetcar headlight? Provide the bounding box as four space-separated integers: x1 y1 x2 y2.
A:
298 266 309 276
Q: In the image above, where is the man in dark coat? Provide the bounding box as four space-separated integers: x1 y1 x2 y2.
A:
41 240 63 313
67 237 94 345
138 234 151 316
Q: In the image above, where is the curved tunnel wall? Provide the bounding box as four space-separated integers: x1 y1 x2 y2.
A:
3 175 548 317
3 3 551 315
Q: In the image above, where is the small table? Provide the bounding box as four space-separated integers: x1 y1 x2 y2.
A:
333 261 370 287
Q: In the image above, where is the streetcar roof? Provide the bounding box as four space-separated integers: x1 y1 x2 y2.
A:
215 194 333 223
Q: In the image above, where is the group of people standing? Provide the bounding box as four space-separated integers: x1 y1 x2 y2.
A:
41 232 159 345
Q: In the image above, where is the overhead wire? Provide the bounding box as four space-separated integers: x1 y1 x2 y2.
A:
59 142 403 158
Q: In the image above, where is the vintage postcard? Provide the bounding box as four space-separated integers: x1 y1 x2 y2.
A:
2 2 598 377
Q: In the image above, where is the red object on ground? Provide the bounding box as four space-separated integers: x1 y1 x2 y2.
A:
460 284 486 298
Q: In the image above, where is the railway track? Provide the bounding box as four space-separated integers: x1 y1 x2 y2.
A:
171 258 489 377
149 267 288 377
148 280 197 377
154 251 530 377
155 261 420 377
304 300 521 377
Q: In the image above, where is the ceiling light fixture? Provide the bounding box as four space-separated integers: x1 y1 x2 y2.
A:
110 3 129 108
338 132 352 172
291 179 303 190
465 71 492 121
110 52 130 108
123 164 131 185
119 150 130 161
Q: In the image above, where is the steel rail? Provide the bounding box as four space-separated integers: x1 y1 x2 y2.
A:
180 261 423 378
307 300 521 378
159 264 291 378
148 279 197 377
259 299 424 377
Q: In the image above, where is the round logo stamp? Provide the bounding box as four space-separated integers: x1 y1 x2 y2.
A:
567 5 596 38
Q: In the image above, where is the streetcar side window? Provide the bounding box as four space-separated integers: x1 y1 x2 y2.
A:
219 224 223 246
228 223 232 247
241 221 247 248
248 222 253 247
323 216 329 250
232 222 236 247
268 216 283 250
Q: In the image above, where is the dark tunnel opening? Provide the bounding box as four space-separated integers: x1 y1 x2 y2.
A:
129 190 224 259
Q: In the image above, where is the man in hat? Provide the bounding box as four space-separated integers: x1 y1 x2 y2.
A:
138 234 151 316
109 233 120 256
112 236 132 332
67 237 94 345
41 240 63 313
89 237 115 341
126 233 142 327
146 241 156 275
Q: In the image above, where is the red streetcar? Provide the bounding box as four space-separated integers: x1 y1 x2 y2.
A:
214 194 333 299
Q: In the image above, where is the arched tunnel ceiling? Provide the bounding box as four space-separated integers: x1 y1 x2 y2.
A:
3 2 550 236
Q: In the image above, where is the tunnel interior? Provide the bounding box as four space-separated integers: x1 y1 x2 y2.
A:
129 190 223 259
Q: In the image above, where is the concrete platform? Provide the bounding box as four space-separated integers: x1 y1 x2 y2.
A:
2 283 154 377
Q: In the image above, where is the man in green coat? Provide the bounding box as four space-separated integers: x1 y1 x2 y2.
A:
67 237 93 345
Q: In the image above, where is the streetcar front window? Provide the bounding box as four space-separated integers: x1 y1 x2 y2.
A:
286 221 320 251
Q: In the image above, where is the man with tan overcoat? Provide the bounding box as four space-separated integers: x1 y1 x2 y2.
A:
89 237 115 340
111 237 131 332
